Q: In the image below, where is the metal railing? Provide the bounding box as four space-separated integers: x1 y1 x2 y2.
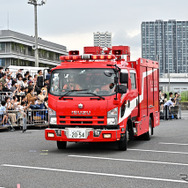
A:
0 91 14 102
0 109 48 128
160 105 181 120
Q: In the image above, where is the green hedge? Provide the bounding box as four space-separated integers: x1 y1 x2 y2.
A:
181 91 188 102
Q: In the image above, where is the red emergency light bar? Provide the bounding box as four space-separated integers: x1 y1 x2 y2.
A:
60 54 115 61
60 55 82 61
91 55 115 60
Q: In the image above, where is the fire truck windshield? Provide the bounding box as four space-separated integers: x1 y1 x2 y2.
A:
50 68 116 96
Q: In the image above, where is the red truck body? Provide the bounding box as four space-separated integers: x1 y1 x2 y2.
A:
45 46 160 150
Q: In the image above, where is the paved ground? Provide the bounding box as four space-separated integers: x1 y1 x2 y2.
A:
0 117 188 188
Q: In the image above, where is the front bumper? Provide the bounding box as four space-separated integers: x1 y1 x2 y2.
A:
45 127 122 142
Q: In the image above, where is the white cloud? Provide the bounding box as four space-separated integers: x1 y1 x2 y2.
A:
44 32 93 53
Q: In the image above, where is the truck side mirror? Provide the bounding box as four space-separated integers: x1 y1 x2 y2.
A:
120 72 128 84
117 85 127 94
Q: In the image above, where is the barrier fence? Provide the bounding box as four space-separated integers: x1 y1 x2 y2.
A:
0 91 14 102
160 105 181 120
0 109 48 129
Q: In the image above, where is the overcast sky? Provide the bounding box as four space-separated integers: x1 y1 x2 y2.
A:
1 0 188 60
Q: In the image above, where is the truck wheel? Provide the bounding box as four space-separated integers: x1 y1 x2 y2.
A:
143 117 152 140
57 141 67 149
118 128 128 151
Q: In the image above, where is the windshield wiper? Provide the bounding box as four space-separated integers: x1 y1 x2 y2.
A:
81 92 105 100
59 89 88 99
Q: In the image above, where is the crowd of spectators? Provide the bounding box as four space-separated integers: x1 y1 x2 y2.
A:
0 67 51 131
159 90 181 119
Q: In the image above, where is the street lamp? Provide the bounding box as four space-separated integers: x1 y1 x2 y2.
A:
28 0 46 67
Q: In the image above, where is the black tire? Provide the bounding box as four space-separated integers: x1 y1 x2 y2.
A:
57 141 67 150
143 117 153 140
118 127 128 151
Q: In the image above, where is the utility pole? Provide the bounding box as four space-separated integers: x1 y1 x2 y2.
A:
28 0 46 67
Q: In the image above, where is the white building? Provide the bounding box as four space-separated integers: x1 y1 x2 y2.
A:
93 32 112 48
159 73 188 93
0 30 67 68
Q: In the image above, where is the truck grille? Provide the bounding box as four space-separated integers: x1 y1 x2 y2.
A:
59 116 105 125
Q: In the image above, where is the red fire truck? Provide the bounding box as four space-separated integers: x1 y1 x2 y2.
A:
45 46 160 151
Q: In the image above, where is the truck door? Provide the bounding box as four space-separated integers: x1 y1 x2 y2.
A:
147 67 154 115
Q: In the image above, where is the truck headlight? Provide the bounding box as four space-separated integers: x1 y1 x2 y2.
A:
107 107 118 125
49 107 57 124
50 117 57 124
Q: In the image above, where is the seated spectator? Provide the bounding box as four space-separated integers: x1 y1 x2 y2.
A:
0 101 8 126
0 67 3 78
23 78 28 88
5 68 12 76
19 87 26 96
0 73 9 91
33 74 38 84
12 96 20 111
6 74 12 90
41 83 48 95
0 82 3 92
26 87 38 109
44 97 48 109
28 81 33 88
37 89 47 109
17 75 24 87
28 75 33 83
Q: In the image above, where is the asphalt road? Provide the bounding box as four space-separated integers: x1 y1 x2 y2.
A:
0 117 188 188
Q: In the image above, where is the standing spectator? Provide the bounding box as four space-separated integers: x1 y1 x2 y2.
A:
5 97 17 127
18 101 32 133
169 92 173 100
16 69 23 79
174 92 181 119
46 69 51 80
0 101 8 126
24 71 30 80
37 70 44 88
0 67 3 78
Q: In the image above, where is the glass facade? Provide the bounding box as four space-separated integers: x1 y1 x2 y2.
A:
142 20 188 75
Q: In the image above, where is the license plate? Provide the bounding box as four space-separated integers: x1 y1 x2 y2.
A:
67 128 87 139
